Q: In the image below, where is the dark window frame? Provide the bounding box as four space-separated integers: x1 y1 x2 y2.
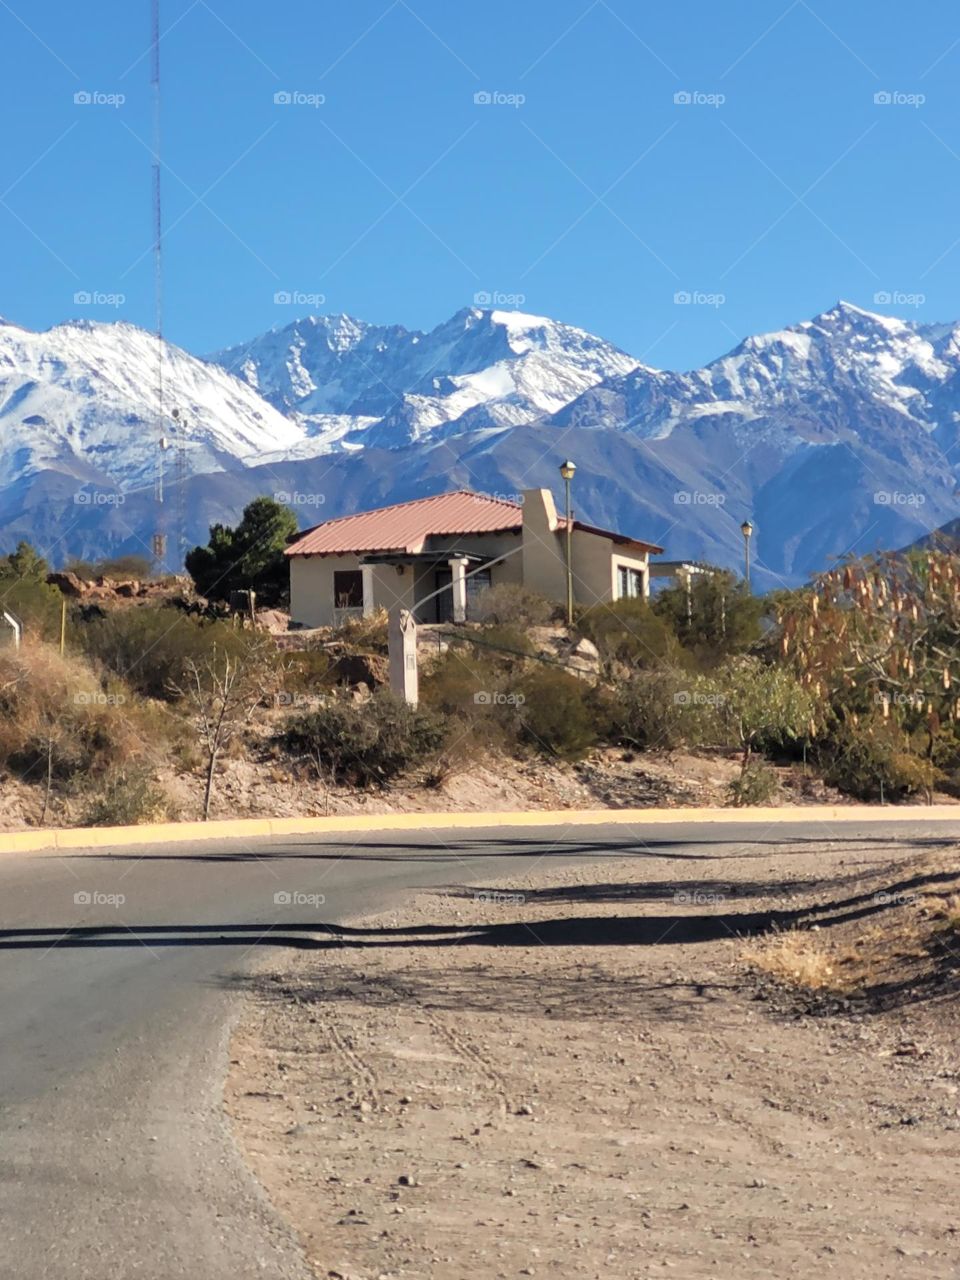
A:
333 569 364 609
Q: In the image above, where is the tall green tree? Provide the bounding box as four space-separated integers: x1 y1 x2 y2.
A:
186 497 298 605
0 541 60 638
653 568 763 664
5 541 49 582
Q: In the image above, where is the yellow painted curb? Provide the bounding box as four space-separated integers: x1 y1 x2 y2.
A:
1 803 959 856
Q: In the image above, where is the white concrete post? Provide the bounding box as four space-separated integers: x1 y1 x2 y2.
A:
2 611 21 651
361 564 375 618
449 557 469 623
388 606 419 706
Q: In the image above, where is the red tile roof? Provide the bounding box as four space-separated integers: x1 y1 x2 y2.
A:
285 490 524 556
285 489 664 557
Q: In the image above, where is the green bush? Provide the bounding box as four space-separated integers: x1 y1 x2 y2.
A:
611 667 707 751
78 608 253 701
0 541 62 640
78 767 173 826
282 688 449 787
472 583 555 627
515 667 601 761
577 599 681 672
653 570 763 664
704 658 819 758
820 717 938 801
727 760 780 807
0 573 63 641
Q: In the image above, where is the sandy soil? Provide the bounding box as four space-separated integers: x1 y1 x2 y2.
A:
226 835 960 1280
0 743 856 832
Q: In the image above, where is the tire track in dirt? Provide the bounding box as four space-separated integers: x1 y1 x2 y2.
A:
325 1020 381 1111
375 973 514 1118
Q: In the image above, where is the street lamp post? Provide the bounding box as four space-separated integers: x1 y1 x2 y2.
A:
560 459 576 625
741 519 754 591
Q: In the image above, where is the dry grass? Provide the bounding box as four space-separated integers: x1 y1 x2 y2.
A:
742 928 850 992
336 608 388 654
938 894 960 935
742 864 960 1002
0 643 179 820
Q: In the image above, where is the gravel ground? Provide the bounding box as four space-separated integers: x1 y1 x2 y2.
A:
226 835 960 1280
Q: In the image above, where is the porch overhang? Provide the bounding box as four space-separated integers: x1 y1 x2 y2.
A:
360 551 491 568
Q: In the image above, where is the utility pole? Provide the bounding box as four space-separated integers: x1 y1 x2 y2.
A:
560 459 576 625
741 519 754 592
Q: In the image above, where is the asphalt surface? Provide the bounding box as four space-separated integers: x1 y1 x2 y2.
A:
1 816 958 1279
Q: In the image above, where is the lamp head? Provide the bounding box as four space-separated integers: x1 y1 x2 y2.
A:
559 459 577 481
740 520 754 539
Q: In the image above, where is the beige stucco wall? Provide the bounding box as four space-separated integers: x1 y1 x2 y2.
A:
520 488 568 603
288 553 360 628
289 495 651 626
289 540 517 627
573 532 650 605
520 488 649 608
370 562 416 616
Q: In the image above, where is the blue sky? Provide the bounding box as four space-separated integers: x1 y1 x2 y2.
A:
2 0 959 367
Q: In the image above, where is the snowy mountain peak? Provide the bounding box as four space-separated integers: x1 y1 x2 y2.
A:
0 319 302 491
211 305 640 452
805 299 912 337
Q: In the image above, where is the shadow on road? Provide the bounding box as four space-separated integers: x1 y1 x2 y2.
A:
4 866 959 952
59 833 959 866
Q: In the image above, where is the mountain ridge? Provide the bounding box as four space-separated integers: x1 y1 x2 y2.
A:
0 300 957 585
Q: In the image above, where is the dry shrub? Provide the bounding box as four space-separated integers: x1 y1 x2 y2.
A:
741 929 848 993
942 895 960 935
472 583 555 628
419 648 521 756
281 688 448 788
515 666 601 761
337 608 389 654
0 644 167 786
78 766 174 826
726 760 780 807
79 608 254 701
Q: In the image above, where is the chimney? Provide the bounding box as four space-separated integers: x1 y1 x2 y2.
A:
521 487 567 602
521 487 559 533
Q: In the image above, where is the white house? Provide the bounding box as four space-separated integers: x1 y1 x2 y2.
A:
285 488 663 629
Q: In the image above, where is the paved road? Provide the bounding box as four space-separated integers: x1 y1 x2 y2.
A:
1 817 957 1279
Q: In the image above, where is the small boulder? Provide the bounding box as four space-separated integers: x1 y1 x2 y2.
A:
46 571 86 598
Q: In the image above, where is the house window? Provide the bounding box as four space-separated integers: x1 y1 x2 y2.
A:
466 569 491 618
333 570 363 609
617 566 644 600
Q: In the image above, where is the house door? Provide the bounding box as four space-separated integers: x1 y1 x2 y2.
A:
434 569 453 623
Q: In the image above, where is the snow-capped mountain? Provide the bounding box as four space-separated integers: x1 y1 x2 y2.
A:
551 301 960 452
211 307 640 453
0 300 958 582
0 317 301 491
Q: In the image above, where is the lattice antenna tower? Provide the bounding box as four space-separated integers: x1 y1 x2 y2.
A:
151 0 167 569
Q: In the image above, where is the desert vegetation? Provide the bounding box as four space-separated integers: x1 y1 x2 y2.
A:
2 536 959 828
